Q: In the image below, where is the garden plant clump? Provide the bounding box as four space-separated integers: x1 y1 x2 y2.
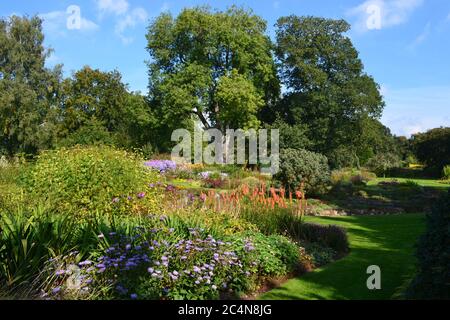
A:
0 145 346 300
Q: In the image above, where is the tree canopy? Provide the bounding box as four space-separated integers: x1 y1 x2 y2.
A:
272 16 385 164
0 16 62 155
146 6 279 133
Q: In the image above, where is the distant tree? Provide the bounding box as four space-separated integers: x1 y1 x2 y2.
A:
0 15 62 156
146 6 279 136
60 66 128 134
412 127 450 172
273 16 384 160
58 67 155 149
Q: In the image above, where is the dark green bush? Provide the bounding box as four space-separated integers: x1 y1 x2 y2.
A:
298 223 349 254
274 148 330 194
406 190 450 299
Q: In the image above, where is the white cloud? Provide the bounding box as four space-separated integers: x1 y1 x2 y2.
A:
381 85 450 136
39 10 98 37
347 0 423 32
95 0 148 44
96 0 129 16
115 7 148 44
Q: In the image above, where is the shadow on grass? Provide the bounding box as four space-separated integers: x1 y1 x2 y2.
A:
260 214 425 300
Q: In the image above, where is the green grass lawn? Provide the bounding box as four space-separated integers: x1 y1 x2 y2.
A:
260 213 425 300
368 177 450 189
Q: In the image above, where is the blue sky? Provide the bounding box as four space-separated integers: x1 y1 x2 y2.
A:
2 0 450 136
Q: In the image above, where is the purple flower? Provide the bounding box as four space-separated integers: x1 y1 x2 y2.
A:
148 267 154 273
78 260 92 266
130 293 138 300
137 192 146 199
144 160 176 173
55 270 65 276
52 287 61 294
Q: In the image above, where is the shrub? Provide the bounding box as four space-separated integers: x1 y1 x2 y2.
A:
331 168 376 187
366 153 401 176
442 165 450 180
298 223 349 254
229 232 300 277
303 243 336 267
22 146 161 216
274 148 330 194
406 190 450 299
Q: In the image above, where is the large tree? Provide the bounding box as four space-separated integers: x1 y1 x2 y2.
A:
273 16 385 160
146 6 279 135
0 15 62 156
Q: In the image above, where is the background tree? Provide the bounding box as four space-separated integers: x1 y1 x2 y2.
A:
57 66 154 149
272 16 385 162
0 16 62 156
412 127 450 173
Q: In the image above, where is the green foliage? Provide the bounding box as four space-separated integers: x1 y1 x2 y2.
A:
230 232 300 277
21 146 160 216
331 168 377 186
215 70 264 129
406 191 450 299
0 205 76 290
303 243 336 268
146 6 279 135
274 16 385 162
412 127 450 172
443 165 450 180
0 15 62 155
265 118 311 150
298 223 349 253
366 152 401 176
56 118 115 148
274 148 330 194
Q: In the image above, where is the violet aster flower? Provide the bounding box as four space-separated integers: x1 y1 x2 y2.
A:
144 160 176 173
137 192 146 199
78 260 92 266
52 287 61 294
